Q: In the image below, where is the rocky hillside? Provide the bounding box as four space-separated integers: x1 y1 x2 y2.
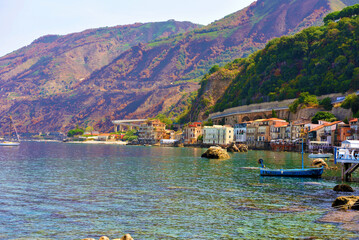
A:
187 3 359 122
0 0 356 133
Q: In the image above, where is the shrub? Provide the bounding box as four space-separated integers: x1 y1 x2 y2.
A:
319 97 333 111
311 111 337 124
67 128 84 137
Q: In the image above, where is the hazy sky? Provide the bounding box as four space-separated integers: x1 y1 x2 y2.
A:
0 0 255 57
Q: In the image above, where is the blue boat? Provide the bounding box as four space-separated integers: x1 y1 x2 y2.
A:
258 159 324 177
258 139 324 178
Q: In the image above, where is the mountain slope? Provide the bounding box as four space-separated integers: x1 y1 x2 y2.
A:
187 4 359 121
0 0 356 133
0 20 200 99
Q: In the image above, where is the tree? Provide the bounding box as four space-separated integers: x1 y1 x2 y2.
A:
67 128 84 137
203 119 213 126
123 129 138 141
311 112 337 124
85 125 94 133
289 92 318 113
209 65 220 74
319 97 333 111
271 109 278 118
154 114 173 128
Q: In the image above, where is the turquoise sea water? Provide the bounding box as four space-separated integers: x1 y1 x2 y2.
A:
0 141 359 239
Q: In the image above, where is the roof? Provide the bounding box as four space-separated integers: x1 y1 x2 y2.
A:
309 121 343 132
266 118 287 122
309 125 325 132
324 121 342 127
273 122 289 128
99 133 111 136
350 118 358 123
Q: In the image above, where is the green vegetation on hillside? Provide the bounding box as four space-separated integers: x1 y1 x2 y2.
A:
289 92 319 113
324 4 359 23
341 93 359 117
210 5 359 113
311 111 338 123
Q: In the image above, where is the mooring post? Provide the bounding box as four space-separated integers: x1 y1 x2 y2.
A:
342 163 352 182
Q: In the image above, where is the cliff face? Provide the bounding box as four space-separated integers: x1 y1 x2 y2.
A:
0 0 353 133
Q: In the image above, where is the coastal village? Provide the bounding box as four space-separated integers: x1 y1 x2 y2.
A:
62 94 359 155
4 3 359 240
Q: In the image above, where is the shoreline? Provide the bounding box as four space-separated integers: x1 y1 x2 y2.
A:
65 140 128 145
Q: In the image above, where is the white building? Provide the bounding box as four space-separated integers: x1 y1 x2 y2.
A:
203 125 234 145
234 123 247 143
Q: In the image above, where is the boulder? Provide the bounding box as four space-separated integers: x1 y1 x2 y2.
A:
120 234 134 240
333 184 354 192
332 196 359 210
351 200 359 210
311 158 329 169
99 237 110 240
237 144 248 152
201 146 230 159
82 239 95 240
227 142 240 152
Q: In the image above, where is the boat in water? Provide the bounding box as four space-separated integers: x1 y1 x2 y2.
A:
258 159 324 177
308 149 333 159
258 139 324 178
0 116 20 146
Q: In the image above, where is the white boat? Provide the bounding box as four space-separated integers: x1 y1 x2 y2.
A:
0 116 20 146
308 149 333 159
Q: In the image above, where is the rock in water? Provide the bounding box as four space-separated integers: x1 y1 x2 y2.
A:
311 158 329 169
227 142 239 152
99 237 110 240
237 144 248 152
333 184 354 192
201 146 230 159
121 234 134 240
332 196 359 210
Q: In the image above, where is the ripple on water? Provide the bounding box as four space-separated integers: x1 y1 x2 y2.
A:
1 142 359 239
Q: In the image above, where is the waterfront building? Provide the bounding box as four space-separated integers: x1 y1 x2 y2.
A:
138 119 166 144
270 121 289 141
183 122 202 144
291 121 311 142
203 125 234 145
333 122 351 146
349 118 359 140
246 122 257 148
234 123 247 143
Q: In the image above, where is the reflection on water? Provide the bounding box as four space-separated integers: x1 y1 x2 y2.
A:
0 142 358 239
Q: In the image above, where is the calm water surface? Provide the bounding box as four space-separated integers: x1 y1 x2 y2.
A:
0 141 359 239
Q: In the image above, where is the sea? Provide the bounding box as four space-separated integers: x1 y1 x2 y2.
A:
0 141 359 240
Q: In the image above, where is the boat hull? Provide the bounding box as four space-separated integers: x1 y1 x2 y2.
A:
308 153 333 159
260 167 324 177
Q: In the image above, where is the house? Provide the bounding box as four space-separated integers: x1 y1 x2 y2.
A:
334 123 351 146
138 119 166 144
245 122 256 148
98 133 112 141
270 121 289 141
234 123 247 143
183 122 202 144
256 118 286 142
290 121 311 142
349 118 359 140
203 125 234 145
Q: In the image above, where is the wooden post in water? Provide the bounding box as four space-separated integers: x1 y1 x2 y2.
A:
342 163 359 182
342 163 350 181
